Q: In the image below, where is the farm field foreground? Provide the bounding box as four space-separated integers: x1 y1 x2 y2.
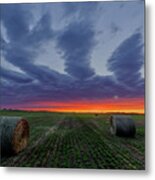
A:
0 111 145 169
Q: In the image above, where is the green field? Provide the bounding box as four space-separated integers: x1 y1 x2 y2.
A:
0 110 145 169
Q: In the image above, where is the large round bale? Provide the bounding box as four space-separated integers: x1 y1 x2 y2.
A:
109 115 136 138
0 116 29 156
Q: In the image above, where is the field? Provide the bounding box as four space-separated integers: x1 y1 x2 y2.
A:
0 110 145 169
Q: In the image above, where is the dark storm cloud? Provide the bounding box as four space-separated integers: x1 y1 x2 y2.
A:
4 45 72 84
1 4 58 84
0 2 75 105
1 4 31 42
25 13 54 48
56 21 96 80
0 67 33 83
1 4 53 47
0 3 144 108
107 32 144 89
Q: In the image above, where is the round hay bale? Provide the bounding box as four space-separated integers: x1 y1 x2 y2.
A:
0 116 29 156
109 115 136 138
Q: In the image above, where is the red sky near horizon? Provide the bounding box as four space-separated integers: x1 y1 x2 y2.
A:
1 3 144 113
5 97 144 114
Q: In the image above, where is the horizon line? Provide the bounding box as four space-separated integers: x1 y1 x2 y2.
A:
0 108 145 115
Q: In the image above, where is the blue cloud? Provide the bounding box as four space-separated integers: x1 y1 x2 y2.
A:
1 4 53 48
62 1 99 19
1 67 33 83
1 4 57 84
1 32 144 106
56 21 96 80
25 13 53 48
4 46 70 84
0 36 7 51
0 3 144 108
1 4 31 42
107 32 144 88
110 22 121 35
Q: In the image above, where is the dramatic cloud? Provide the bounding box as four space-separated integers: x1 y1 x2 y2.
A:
1 4 31 42
25 13 53 48
107 32 144 89
0 67 33 83
1 5 58 84
57 21 96 80
0 2 145 112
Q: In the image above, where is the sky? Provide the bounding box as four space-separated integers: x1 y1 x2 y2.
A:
0 1 145 113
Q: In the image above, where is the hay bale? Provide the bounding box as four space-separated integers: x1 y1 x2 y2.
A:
0 116 29 156
109 115 136 138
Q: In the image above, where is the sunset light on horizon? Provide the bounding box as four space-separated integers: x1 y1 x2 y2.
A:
0 2 144 113
0 1 145 171
2 97 144 114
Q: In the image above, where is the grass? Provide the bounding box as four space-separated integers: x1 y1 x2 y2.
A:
0 110 145 169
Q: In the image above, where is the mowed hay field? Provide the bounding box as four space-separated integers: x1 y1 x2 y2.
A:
0 111 145 169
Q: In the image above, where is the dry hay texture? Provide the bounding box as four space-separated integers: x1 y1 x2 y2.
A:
0 116 29 156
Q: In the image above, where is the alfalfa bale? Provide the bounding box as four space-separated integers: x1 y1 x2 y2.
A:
110 115 136 138
0 116 29 156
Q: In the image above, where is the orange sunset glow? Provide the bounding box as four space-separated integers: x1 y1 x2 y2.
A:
15 97 144 114
1 2 145 118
